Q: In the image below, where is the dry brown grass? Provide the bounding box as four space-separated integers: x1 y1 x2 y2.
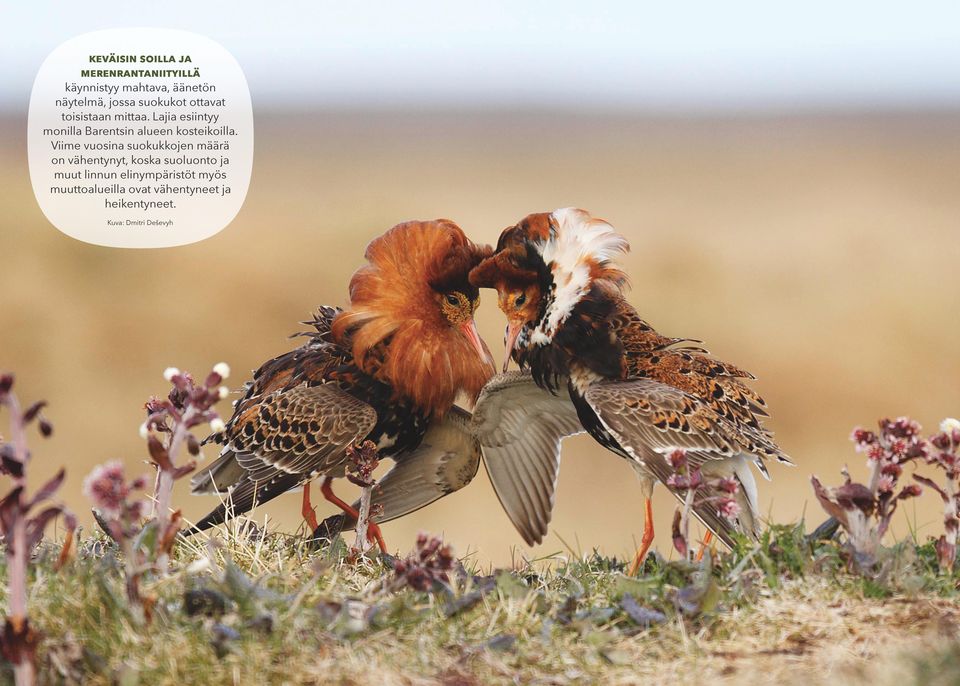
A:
653 578 958 685
16 524 960 686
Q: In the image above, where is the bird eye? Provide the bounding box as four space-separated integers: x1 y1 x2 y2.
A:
514 293 526 307
445 294 460 306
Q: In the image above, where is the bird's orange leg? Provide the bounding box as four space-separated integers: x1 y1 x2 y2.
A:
301 483 320 531
627 497 655 576
696 530 714 562
319 477 387 553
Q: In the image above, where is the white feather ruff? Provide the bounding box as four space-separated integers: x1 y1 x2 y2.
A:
531 207 629 345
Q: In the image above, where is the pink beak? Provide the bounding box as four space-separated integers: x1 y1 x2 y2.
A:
460 320 493 368
502 320 523 373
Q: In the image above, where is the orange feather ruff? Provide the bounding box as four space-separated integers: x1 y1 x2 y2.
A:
332 220 495 417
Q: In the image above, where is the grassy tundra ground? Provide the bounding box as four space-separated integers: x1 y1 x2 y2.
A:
7 522 960 686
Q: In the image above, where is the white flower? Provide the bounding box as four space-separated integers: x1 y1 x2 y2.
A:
940 418 960 434
163 367 180 382
209 417 226 433
138 422 149 439
218 385 230 400
213 362 231 380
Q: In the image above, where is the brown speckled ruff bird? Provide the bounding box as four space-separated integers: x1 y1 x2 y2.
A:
187 220 496 548
469 208 792 573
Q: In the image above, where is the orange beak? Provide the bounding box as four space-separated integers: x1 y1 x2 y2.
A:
502 320 523 373
460 320 492 368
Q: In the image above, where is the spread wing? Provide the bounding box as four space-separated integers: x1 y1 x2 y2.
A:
188 383 377 533
471 371 585 546
313 407 484 537
366 406 482 522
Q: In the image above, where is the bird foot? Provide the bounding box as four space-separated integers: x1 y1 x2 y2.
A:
318 475 388 554
366 521 387 554
695 530 714 562
301 482 321 531
627 496 655 576
626 542 652 576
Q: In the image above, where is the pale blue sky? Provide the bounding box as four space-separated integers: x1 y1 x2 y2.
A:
3 0 959 110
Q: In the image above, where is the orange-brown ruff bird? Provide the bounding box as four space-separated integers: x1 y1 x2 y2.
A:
470 208 791 573
188 220 495 546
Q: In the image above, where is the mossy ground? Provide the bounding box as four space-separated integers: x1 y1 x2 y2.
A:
4 522 960 686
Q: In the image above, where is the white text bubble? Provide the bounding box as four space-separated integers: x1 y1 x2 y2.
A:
28 28 253 248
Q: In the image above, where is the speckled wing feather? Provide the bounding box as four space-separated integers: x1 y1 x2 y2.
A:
584 379 785 544
613 298 774 434
191 306 353 497
585 378 788 469
226 383 378 481
187 384 377 534
472 372 585 546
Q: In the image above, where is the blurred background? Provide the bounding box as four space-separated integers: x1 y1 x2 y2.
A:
2 1 959 566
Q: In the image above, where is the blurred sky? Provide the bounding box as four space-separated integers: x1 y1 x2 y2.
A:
3 0 960 111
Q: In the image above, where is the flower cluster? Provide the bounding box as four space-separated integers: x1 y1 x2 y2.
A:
846 417 926 524
665 450 702 490
345 440 382 554
0 374 76 684
666 449 742 559
715 477 742 520
83 462 147 538
812 416 942 573
140 363 230 573
77 363 231 623
912 418 960 571
346 440 379 488
391 533 455 592
666 450 742 523
925 418 960 476
852 417 927 488
83 461 158 622
142 363 230 440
